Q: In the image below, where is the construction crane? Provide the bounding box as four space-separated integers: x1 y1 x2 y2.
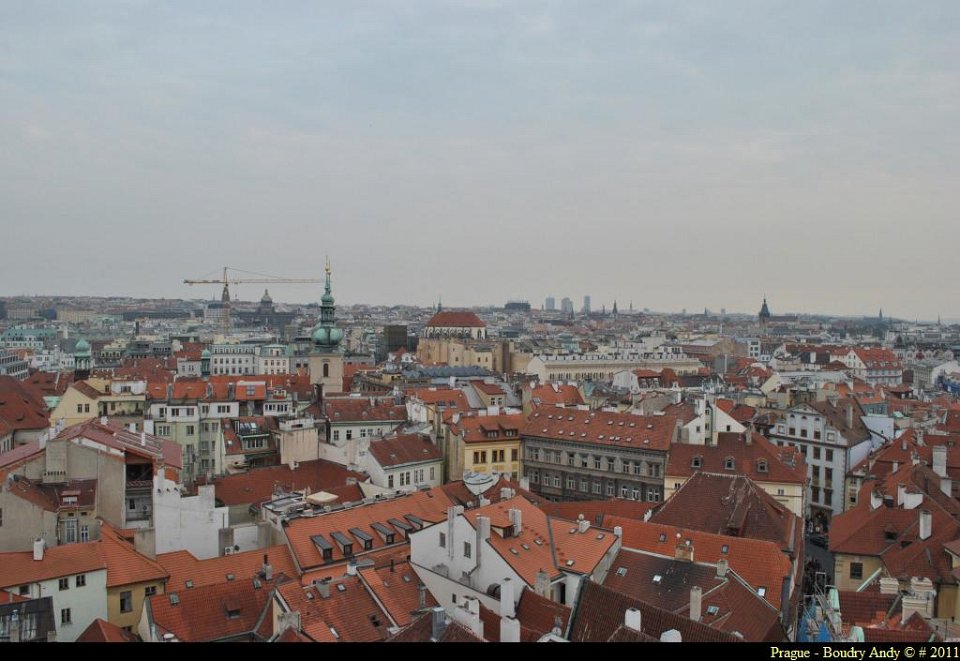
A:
184 266 323 334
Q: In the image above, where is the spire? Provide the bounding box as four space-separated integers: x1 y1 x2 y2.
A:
437 296 442 313
612 300 618 316
313 257 342 352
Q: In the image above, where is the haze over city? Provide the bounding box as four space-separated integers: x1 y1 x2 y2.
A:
2 2 958 319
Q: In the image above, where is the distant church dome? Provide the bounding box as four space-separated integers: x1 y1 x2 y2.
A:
261 289 273 304
74 338 91 355
201 348 211 359
759 298 771 319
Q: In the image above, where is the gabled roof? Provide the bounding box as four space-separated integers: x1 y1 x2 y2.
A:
568 580 739 643
407 387 472 409
461 495 617 586
805 398 872 444
387 610 483 642
650 473 800 552
56 419 180 468
285 487 454 572
666 432 806 485
0 375 50 431
76 618 139 642
157 545 296 592
425 310 486 328
449 413 524 444
528 383 584 406
0 543 106 589
276 576 393 642
367 434 442 468
602 548 783 642
209 459 366 507
148 577 280 642
539 499 656 527
523 408 677 452
357 558 437 627
95 522 168 588
609 517 793 610
323 398 407 425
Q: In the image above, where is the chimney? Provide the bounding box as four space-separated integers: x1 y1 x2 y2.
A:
624 607 642 633
418 584 427 610
500 616 521 643
519 477 530 491
508 508 522 537
897 483 907 507
716 559 729 579
461 597 484 639
477 516 491 542
941 477 953 498
933 446 948 478
614 526 623 538
262 554 273 581
33 538 44 561
577 518 590 534
846 404 854 430
140 431 146 447
689 586 702 622
317 580 330 599
535 569 551 597
745 427 753 446
892 461 899 474
500 578 515 618
675 541 694 563
660 629 682 642
430 607 448 642
879 577 899 595
919 510 932 540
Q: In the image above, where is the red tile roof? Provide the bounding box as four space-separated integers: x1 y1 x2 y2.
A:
56 419 179 467
523 407 677 452
209 460 366 507
0 543 106 589
472 381 505 396
387 610 483 642
148 577 280 642
368 434 441 468
425 310 485 328
0 375 50 431
76 618 139 642
357 558 437 627
323 398 407 424
539 499 656 526
157 545 297 591
609 517 794 610
407 387 472 409
285 487 455 572
528 383 584 407
449 413 523 444
666 432 806 485
0 439 43 471
462 496 617 586
651 472 800 551
276 576 392 642
97 523 168 588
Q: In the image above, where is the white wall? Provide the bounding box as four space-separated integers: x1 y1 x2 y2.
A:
153 476 229 560
9 568 109 642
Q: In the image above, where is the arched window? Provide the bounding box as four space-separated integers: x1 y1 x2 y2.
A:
323 363 329 378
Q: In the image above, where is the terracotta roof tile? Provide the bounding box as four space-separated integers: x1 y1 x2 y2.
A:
277 576 392 642
425 310 486 328
210 459 366 507
157 545 296 591
387 610 482 642
76 617 139 642
523 407 677 452
96 522 168 588
323 399 407 424
368 434 441 468
528 383 584 406
0 543 106 589
539 499 656 526
357 559 437 627
449 413 523 444
666 432 806 485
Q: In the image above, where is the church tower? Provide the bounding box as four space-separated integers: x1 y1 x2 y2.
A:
74 337 93 380
308 258 345 393
758 297 771 335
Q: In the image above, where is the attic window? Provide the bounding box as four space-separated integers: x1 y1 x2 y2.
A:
757 460 768 473
884 530 897 541
565 560 574 567
721 544 729 554
169 594 180 605
724 457 735 470
652 575 662 583
758 586 767 597
658 533 667 543
336 583 346 592
691 456 702 468
185 580 193 589
706 605 720 616
616 567 628 576
226 573 235 581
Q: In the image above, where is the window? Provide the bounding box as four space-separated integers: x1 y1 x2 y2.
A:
18 585 29 596
463 542 472 559
332 430 340 441
813 447 821 460
632 488 641 500
800 429 808 438
691 456 702 468
594 456 601 470
530 470 539 484
511 449 518 463
607 458 615 472
647 488 661 502
567 453 574 466
814 430 821 440
826 449 834 462
439 532 446 548
186 425 195 436
567 477 576 490
145 586 157 597
59 578 69 591
649 463 661 477
850 562 863 580
757 460 768 473
777 488 785 496
75 574 86 588
592 481 601 495
217 405 229 414
346 430 353 440
430 466 435 481
388 474 394 488
120 590 133 613
76 404 83 414
621 485 630 498
788 427 796 436
606 482 615 496
61 608 72 625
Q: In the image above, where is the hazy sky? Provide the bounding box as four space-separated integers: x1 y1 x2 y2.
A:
2 2 958 319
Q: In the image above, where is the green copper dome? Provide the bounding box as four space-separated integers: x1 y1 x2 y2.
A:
312 258 343 351
74 338 91 355
201 348 211 359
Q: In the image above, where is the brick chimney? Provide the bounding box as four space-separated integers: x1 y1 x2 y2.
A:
689 586 702 622
624 607 642 633
919 510 932 541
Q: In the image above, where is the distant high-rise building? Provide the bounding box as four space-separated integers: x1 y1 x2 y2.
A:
561 297 574 314
505 300 531 312
582 295 591 314
383 324 408 353
545 296 556 311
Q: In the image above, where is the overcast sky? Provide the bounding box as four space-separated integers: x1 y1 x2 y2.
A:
2 2 958 320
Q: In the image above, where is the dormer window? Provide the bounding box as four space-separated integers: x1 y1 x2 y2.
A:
691 456 702 469
724 457 735 470
757 460 768 473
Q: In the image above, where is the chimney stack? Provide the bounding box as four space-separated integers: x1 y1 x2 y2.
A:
33 538 44 561
870 490 883 511
614 526 623 538
846 404 854 430
262 554 273 581
430 607 448 641
624 607 642 633
919 510 932 540
689 586 702 622
933 446 948 478
716 559 729 579
418 584 427 610
500 616 521 643
508 508 522 537
499 578 515 618
577 518 590 534
535 569 551 597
